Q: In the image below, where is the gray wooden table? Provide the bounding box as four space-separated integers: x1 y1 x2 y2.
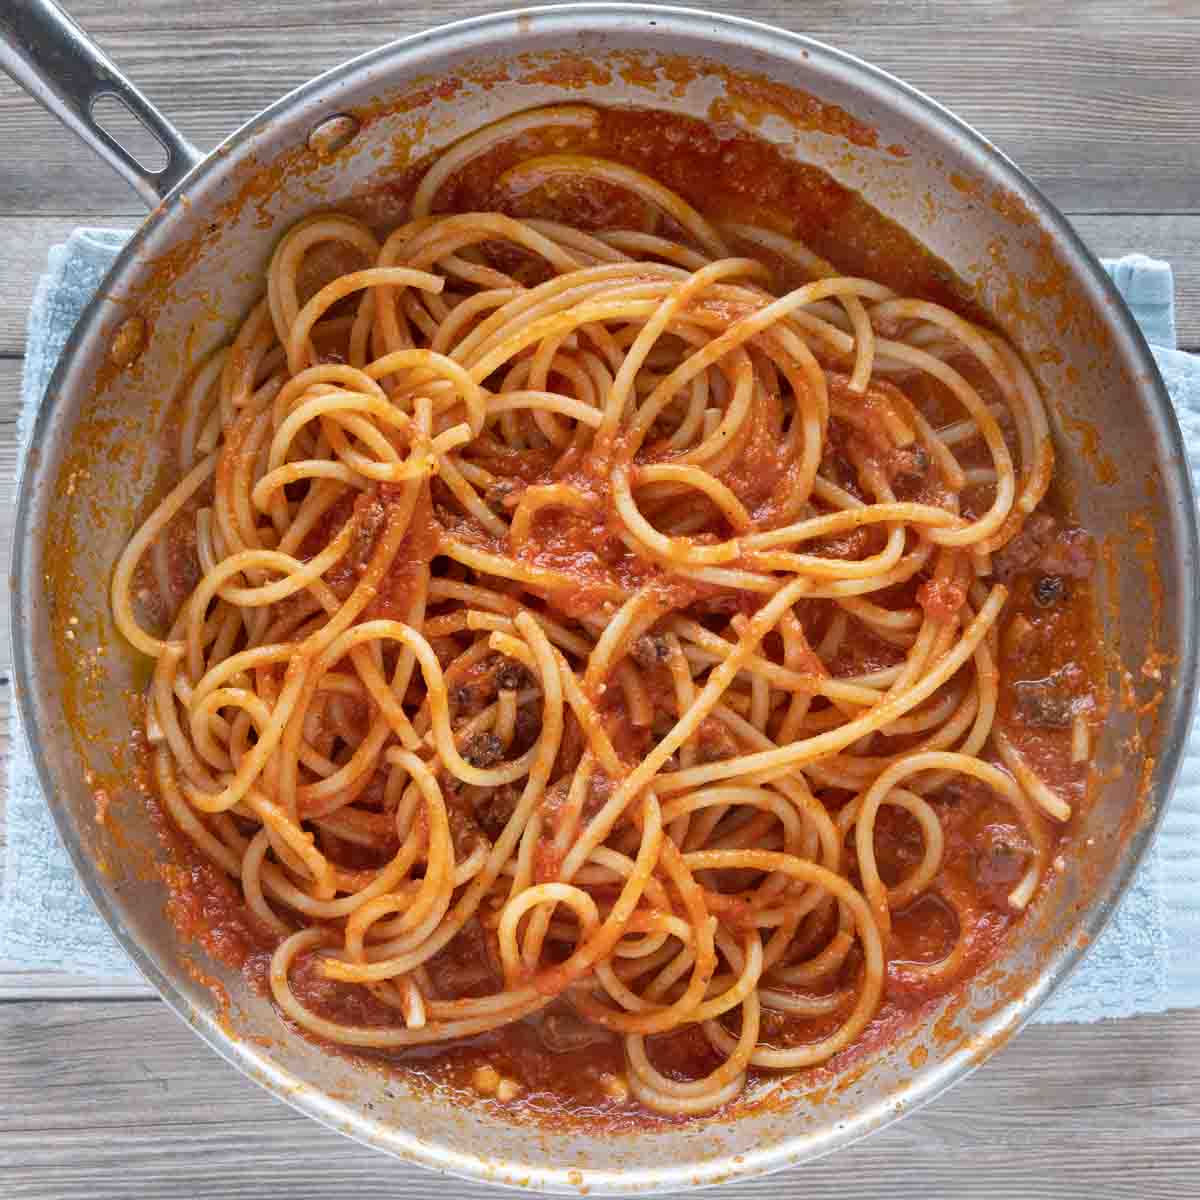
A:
2 3 1199 1197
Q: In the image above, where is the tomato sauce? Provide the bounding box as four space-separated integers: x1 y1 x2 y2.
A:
148 102 1105 1129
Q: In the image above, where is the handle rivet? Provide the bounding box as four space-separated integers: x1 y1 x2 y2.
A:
308 114 361 157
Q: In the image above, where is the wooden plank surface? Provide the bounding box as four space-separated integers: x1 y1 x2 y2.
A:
1 1 1198 1197
0 217 138 359
56 0 1200 30
1 9 1198 216
1 999 1198 1200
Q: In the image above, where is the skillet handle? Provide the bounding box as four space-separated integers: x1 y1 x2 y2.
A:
0 0 203 207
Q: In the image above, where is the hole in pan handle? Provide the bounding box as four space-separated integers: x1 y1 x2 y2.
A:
0 0 204 207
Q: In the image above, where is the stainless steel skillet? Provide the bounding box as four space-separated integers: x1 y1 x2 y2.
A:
3 1 1196 1192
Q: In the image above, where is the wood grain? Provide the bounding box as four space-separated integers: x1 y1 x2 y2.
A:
0 688 13 851
0 964 151 1001
1 9 1197 216
0 217 138 358
0 358 21 682
1069 213 1200 350
1 999 1198 1199
1 4 1197 1196
58 0 1200 33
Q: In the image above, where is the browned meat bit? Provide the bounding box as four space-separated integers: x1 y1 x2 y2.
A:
630 633 670 669
993 513 1096 582
433 500 466 530
536 777 570 822
992 513 1054 578
691 591 742 616
969 800 1035 906
428 920 501 998
495 658 532 692
485 478 520 513
1033 575 1067 608
445 793 486 857
475 784 519 842
537 1005 615 1052
431 638 460 668
810 525 876 562
696 717 739 763
650 709 677 740
349 491 388 571
1038 526 1095 579
889 442 931 489
974 837 1029 907
585 769 614 820
532 783 571 884
937 774 991 808
462 731 504 768
1013 662 1086 728
449 683 477 712
509 703 541 754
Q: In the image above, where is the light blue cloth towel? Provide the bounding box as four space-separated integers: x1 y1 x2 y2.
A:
2 232 1198 1022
